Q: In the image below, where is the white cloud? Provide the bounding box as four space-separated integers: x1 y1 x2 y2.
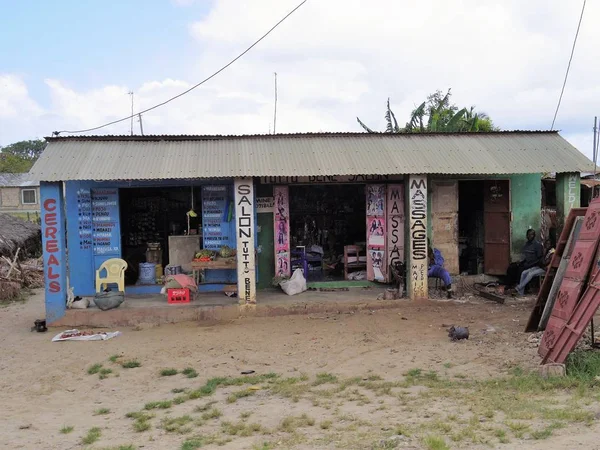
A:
2 0 600 161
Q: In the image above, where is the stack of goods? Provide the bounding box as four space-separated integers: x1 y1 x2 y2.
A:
193 249 215 262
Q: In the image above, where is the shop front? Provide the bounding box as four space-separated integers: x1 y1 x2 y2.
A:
255 176 406 287
62 179 247 298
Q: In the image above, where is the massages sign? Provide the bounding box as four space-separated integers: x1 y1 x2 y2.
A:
409 176 428 299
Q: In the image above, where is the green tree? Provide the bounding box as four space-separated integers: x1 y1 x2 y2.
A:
357 89 497 134
0 139 46 173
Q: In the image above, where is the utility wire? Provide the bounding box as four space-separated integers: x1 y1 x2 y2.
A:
54 0 307 135
551 0 586 130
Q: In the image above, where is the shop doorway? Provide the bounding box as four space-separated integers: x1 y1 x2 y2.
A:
119 186 201 285
458 180 511 275
288 184 366 281
458 181 485 274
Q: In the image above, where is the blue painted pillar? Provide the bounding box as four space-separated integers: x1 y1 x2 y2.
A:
41 182 67 323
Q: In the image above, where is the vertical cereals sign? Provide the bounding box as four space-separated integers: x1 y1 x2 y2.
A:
409 175 428 299
41 182 66 323
43 198 62 293
234 179 256 305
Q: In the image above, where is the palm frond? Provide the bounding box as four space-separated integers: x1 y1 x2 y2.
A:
385 98 394 133
446 108 467 132
356 117 375 133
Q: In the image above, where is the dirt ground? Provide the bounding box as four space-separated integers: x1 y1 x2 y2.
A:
2 290 600 450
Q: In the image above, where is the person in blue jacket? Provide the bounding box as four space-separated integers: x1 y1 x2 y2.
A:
428 242 453 298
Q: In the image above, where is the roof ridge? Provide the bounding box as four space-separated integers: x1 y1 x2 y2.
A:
45 130 559 142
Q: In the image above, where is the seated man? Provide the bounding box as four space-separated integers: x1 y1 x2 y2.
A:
506 229 544 287
516 238 555 296
428 243 453 298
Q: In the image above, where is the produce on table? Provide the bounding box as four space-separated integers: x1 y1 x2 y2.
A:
195 250 215 259
219 245 235 258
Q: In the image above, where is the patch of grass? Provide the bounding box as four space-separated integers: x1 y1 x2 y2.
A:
227 388 256 403
144 400 172 410
432 421 452 433
268 376 311 402
190 373 278 400
108 354 121 363
483 410 495 419
99 368 113 379
443 362 453 369
162 415 193 433
125 411 154 421
133 420 151 432
506 421 530 439
194 401 217 413
405 368 422 377
160 368 178 376
201 408 223 420
121 360 141 369
173 395 188 405
319 420 332 430
423 435 450 450
540 406 594 423
181 438 205 450
172 388 187 394
566 350 600 381
279 414 315 433
221 420 264 437
87 363 103 375
313 372 338 385
94 408 111 415
82 427 102 445
240 411 252 420
59 425 74 434
182 367 199 378
531 422 565 440
494 428 509 443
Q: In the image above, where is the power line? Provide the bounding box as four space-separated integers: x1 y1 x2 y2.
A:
54 0 307 136
551 0 586 130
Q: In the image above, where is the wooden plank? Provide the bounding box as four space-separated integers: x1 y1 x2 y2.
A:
539 198 600 360
191 259 237 270
474 287 505 304
539 217 583 330
525 207 587 332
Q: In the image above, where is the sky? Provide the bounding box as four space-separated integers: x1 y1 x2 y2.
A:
1 0 599 159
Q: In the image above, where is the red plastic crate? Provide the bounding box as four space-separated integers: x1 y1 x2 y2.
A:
167 288 190 304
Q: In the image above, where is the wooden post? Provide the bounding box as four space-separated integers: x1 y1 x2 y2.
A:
234 179 256 305
408 175 428 300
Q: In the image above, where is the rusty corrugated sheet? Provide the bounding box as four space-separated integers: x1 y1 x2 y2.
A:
539 198 600 362
526 208 587 332
541 257 600 364
30 132 592 181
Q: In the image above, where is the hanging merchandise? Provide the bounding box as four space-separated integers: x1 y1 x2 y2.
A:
187 186 197 235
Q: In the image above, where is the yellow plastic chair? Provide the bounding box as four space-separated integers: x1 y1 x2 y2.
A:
95 258 128 293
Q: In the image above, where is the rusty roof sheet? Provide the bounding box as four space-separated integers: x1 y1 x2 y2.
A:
31 131 593 181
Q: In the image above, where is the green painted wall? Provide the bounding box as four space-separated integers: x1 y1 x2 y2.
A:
508 173 541 261
556 172 581 236
256 184 275 289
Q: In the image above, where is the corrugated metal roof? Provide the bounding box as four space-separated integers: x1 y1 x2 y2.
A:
30 131 593 181
0 173 39 187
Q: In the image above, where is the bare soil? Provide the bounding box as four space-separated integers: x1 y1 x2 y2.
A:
2 291 600 450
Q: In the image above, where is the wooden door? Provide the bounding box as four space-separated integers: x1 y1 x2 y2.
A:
483 180 510 275
431 181 459 274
